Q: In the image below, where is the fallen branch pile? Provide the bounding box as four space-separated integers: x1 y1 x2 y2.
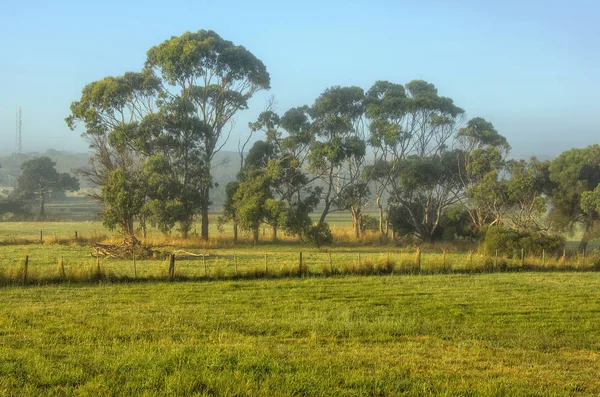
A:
92 236 161 259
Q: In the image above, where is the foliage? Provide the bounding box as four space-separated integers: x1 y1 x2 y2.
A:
145 29 271 240
547 145 600 250
101 168 147 236
304 222 333 247
483 226 564 257
13 156 79 218
388 151 463 241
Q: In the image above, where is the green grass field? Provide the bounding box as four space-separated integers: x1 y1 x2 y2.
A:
1 221 600 395
0 274 599 395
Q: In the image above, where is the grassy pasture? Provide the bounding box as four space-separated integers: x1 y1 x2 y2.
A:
0 221 598 284
0 274 599 395
1 221 599 395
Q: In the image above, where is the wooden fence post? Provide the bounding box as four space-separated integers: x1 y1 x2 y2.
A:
299 252 303 276
203 254 207 276
169 254 175 281
96 255 101 276
521 248 525 267
40 230 43 244
133 250 137 279
328 251 333 273
468 251 473 270
583 248 586 267
234 254 238 275
75 231 78 240
61 257 66 280
416 248 421 273
358 252 361 267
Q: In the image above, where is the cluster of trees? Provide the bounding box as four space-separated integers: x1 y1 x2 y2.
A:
0 157 79 220
66 30 269 239
64 29 600 250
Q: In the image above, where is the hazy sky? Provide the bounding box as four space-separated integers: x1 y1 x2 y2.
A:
0 0 598 158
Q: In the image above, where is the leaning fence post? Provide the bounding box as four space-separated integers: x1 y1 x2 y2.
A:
23 256 29 285
169 254 175 281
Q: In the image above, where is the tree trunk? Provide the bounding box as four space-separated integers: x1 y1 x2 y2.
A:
253 229 259 245
578 219 595 252
318 199 331 227
39 195 45 218
377 195 384 235
201 187 210 241
233 220 238 243
272 225 278 241
352 209 361 239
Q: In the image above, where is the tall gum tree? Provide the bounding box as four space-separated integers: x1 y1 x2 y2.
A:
145 30 270 240
307 86 367 238
365 80 465 240
548 145 600 251
455 117 511 231
66 71 161 237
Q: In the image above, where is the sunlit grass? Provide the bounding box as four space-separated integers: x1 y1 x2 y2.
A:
0 274 598 395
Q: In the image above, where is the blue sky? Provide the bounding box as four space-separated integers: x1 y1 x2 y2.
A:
0 0 598 158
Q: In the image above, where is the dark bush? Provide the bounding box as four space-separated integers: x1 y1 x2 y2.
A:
483 226 564 258
305 222 333 247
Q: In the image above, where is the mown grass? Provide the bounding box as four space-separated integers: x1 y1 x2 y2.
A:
0 273 599 395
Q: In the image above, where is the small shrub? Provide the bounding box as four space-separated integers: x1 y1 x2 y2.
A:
305 223 333 248
360 215 379 233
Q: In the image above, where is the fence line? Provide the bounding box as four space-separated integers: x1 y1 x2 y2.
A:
1 248 599 285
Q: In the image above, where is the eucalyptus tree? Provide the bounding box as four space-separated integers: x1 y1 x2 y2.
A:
388 151 463 241
145 29 270 240
14 157 79 219
504 158 550 231
131 96 207 237
230 109 320 242
547 145 600 251
455 117 510 231
307 86 368 238
365 80 465 239
66 70 161 236
364 80 410 234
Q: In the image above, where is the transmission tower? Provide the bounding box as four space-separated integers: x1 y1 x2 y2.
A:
15 106 22 153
